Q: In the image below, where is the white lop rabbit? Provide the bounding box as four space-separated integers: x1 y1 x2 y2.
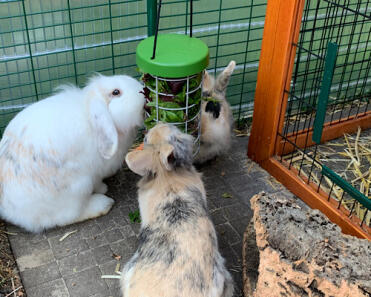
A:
195 61 236 164
122 123 234 297
0 74 145 232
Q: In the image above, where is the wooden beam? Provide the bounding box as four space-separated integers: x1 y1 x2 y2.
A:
277 111 371 155
261 157 371 240
248 0 305 162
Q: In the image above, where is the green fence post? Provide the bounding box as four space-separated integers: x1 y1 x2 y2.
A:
312 42 338 144
147 0 157 36
322 165 371 211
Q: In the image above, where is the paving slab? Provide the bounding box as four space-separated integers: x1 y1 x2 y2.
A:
26 279 69 297
6 136 301 297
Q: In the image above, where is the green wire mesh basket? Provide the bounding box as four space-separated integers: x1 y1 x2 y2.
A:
136 33 209 154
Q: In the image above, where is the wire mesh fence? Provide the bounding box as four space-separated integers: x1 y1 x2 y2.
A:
283 0 370 126
0 0 267 135
278 0 371 230
0 0 148 135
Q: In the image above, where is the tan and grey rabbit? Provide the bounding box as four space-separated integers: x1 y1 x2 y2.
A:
195 61 236 164
122 123 234 297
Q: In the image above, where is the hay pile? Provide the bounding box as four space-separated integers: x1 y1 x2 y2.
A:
284 127 370 225
0 221 25 296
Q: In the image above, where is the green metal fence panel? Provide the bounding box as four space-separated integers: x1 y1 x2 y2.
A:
284 0 370 121
1 0 368 136
0 0 148 135
0 0 267 135
279 0 371 228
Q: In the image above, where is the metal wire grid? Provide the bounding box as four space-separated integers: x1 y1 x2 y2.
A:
279 0 371 228
145 74 202 155
285 0 370 124
157 0 267 124
0 0 267 135
0 0 147 135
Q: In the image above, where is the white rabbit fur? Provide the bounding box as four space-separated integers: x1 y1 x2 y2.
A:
195 61 236 164
122 123 234 297
0 74 145 232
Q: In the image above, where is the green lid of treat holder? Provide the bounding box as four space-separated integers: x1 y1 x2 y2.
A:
136 33 209 78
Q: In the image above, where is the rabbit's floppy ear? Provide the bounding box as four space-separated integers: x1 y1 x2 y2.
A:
88 94 118 159
125 150 153 176
215 60 236 94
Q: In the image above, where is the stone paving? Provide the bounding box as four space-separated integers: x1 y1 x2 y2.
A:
6 136 298 297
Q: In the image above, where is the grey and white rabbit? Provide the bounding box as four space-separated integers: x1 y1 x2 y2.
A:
195 61 236 164
0 74 145 232
122 123 234 297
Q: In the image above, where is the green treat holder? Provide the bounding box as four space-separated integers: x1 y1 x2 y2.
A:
136 33 209 155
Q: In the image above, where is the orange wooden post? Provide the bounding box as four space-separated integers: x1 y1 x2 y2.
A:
247 0 305 162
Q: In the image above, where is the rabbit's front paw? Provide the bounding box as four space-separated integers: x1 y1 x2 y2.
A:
80 194 114 221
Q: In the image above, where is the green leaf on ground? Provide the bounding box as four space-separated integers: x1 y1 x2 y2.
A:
129 210 141 223
222 192 233 199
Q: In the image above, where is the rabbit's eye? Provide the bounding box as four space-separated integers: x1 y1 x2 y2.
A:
112 89 120 96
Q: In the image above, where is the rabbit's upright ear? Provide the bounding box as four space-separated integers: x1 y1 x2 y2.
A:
215 60 236 94
159 143 175 171
88 96 118 159
125 150 153 176
163 132 193 170
202 70 214 90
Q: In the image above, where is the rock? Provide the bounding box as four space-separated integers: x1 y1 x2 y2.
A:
243 192 371 297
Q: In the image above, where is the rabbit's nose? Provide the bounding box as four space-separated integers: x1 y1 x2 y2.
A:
202 91 211 97
205 101 221 119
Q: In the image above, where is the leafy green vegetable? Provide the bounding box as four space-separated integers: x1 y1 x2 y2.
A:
129 210 141 223
146 101 185 123
144 113 156 129
203 96 220 103
141 72 203 132
147 101 182 108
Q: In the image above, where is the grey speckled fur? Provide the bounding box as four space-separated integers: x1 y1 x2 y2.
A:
122 123 234 297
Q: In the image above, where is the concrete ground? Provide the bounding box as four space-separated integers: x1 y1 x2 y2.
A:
6 136 298 297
